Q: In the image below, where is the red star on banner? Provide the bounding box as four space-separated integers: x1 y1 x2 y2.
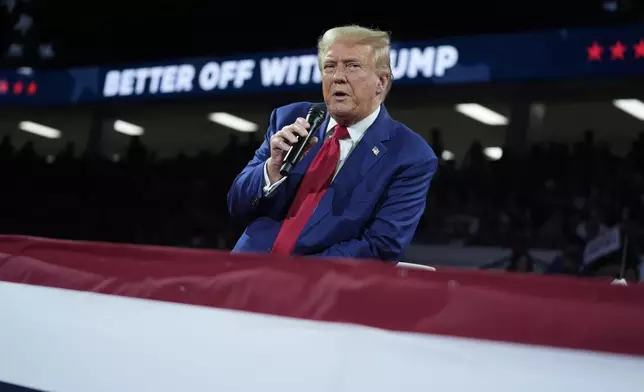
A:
587 41 603 61
0 80 7 94
12 81 23 94
610 41 627 60
634 39 644 59
26 81 37 95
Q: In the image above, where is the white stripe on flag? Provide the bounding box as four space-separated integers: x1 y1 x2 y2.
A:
0 281 642 392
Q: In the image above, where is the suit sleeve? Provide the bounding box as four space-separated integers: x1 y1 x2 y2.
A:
227 109 290 221
310 155 438 262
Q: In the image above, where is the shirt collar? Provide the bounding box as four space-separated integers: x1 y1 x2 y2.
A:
326 105 381 142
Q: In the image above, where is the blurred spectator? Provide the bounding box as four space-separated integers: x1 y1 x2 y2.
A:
546 236 584 276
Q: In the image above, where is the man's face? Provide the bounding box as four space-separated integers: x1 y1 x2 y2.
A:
321 40 384 125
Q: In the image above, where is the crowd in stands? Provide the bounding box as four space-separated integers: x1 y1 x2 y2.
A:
1 129 642 281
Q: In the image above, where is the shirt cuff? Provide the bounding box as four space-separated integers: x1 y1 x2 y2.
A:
263 160 287 197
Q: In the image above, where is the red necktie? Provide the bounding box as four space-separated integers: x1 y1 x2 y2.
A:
271 125 350 255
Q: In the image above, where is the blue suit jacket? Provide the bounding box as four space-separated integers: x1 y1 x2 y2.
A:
227 102 438 261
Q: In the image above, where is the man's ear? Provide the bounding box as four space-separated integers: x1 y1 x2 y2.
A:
376 73 390 95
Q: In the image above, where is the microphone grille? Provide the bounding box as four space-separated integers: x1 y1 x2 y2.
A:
308 103 327 120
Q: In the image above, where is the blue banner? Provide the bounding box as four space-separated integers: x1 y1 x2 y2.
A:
0 25 642 106
0 381 44 391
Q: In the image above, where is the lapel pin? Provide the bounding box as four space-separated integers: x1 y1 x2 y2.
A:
372 146 380 156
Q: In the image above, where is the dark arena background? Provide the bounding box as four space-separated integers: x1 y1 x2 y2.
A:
1 1 644 391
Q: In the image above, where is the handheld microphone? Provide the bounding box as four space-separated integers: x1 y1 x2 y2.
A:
280 103 327 176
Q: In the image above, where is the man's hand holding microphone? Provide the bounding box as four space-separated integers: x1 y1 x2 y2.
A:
266 118 319 184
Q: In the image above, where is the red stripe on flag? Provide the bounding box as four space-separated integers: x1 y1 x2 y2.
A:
1 235 643 356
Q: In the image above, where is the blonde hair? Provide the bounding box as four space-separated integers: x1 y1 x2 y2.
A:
317 25 392 95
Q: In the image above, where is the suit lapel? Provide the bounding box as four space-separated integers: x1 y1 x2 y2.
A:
298 106 393 238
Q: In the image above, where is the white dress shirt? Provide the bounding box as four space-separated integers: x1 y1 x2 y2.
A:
263 106 381 196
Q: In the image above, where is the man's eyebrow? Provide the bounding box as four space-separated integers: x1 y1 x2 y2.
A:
324 57 362 64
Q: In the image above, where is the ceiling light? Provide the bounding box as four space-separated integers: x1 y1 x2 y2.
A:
209 112 258 132
441 150 455 160
484 147 503 160
17 67 33 76
455 103 508 126
18 121 61 139
113 120 144 136
613 99 644 121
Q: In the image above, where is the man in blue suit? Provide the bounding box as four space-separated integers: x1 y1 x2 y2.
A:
227 25 438 261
